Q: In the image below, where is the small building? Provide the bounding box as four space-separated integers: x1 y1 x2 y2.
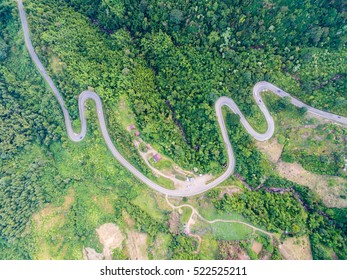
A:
153 153 162 162
146 144 152 150
134 130 140 137
128 124 136 130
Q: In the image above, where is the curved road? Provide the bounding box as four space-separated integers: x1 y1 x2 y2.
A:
18 0 347 197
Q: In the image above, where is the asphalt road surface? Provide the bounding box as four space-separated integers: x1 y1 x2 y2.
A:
18 0 347 197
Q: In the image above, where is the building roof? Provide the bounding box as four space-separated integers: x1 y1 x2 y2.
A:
153 153 162 162
134 130 140 136
128 124 136 130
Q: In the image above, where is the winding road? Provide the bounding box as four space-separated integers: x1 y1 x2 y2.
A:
18 0 347 197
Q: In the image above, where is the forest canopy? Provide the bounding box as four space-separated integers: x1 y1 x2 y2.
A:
0 0 346 260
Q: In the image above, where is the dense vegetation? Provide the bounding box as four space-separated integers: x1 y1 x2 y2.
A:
0 1 65 243
0 0 346 260
0 2 197 258
208 187 307 235
209 179 347 260
225 111 267 187
26 0 347 175
267 176 347 260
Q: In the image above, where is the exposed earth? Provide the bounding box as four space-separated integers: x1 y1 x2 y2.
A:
84 223 124 260
279 236 313 260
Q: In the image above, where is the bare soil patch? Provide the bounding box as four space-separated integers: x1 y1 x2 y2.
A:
279 236 312 260
238 252 251 260
256 137 283 163
83 247 104 260
251 241 263 255
126 231 148 260
63 190 75 207
277 161 347 208
259 252 271 260
331 252 339 260
96 223 125 260
169 211 180 234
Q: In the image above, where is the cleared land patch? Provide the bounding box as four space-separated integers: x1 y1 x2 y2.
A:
33 188 75 229
126 231 148 260
210 222 253 241
255 137 284 163
32 188 76 260
277 161 347 208
251 241 263 255
279 236 312 260
96 223 125 260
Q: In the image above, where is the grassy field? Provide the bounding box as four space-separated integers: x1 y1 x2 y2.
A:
132 189 166 221
150 233 171 259
284 124 346 157
198 204 246 222
198 234 219 259
180 207 193 225
117 95 137 131
152 158 173 171
210 222 253 241
154 176 175 190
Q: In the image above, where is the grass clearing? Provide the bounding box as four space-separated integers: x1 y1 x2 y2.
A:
152 158 173 171
132 189 166 221
117 95 137 131
199 234 219 259
279 236 312 260
31 186 83 260
277 161 347 208
198 204 247 222
29 130 132 259
255 137 284 163
180 207 192 224
150 233 171 259
154 175 175 190
175 174 186 181
211 222 253 241
31 180 119 259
